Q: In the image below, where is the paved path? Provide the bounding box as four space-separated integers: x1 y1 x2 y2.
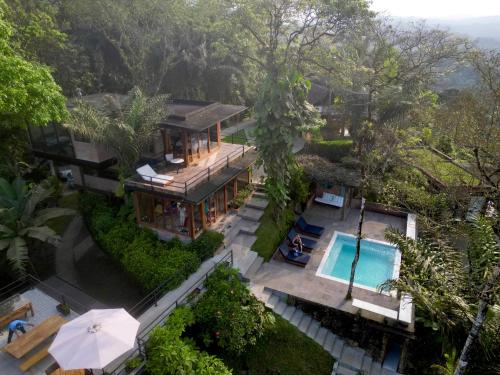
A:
220 118 256 137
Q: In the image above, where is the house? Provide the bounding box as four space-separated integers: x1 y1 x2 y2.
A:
28 94 256 240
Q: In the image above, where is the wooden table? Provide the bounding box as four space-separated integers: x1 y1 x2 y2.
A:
3 315 66 359
51 369 85 375
0 294 34 329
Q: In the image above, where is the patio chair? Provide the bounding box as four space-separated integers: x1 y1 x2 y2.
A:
278 244 310 267
287 228 317 250
136 164 174 185
295 216 325 237
165 153 185 173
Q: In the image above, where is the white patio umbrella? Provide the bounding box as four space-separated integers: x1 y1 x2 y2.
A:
49 308 140 370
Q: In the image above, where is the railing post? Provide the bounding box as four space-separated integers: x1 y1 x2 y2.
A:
185 181 188 196
208 167 210 181
242 145 245 157
227 155 229 167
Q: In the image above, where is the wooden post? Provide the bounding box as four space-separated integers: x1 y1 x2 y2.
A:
183 131 189 166
207 128 211 153
200 201 207 230
224 185 228 213
189 204 195 239
234 179 238 196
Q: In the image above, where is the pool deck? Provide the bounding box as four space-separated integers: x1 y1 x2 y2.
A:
252 203 415 334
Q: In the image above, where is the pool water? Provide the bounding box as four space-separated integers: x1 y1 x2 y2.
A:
317 232 400 290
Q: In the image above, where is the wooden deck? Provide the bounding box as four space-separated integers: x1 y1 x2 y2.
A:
126 143 256 197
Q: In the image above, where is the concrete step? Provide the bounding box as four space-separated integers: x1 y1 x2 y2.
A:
281 305 296 320
234 250 258 277
252 191 267 199
266 293 280 309
243 255 263 279
273 300 288 315
381 369 401 375
334 364 358 375
246 197 269 210
315 327 329 347
238 206 265 221
298 314 312 334
306 320 321 340
323 332 336 353
249 283 271 304
340 346 365 371
362 355 373 374
238 219 261 235
289 309 304 327
331 338 345 360
370 361 383 375
231 232 257 248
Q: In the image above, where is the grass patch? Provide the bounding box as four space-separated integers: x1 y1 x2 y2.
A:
409 148 480 186
222 130 248 145
47 192 79 234
307 137 353 162
251 202 294 261
225 314 334 375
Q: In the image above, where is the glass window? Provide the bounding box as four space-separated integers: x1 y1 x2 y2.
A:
193 203 202 235
199 131 208 155
138 193 154 224
237 170 250 191
209 125 218 150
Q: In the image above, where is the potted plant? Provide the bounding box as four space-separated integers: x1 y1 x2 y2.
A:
56 297 71 316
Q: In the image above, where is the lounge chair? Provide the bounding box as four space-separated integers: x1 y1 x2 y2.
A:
314 191 344 208
287 228 317 250
296 216 324 237
278 244 310 267
136 164 174 185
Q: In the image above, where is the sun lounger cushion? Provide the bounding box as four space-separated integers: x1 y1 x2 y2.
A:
278 244 310 266
314 192 344 207
296 217 324 237
287 228 317 249
136 164 174 184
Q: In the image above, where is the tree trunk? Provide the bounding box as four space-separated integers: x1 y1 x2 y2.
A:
454 263 500 375
346 197 365 300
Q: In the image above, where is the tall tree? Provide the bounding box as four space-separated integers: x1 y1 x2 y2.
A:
0 178 75 273
345 197 365 299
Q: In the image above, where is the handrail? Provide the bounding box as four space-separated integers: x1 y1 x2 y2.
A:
108 250 233 375
127 144 255 196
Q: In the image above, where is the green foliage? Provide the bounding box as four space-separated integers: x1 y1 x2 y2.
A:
125 357 142 372
147 306 232 375
0 177 75 273
251 202 295 261
231 185 253 209
0 0 67 129
194 265 275 355
289 166 310 205
255 71 324 210
307 138 353 162
228 314 334 375
436 135 454 155
82 193 223 292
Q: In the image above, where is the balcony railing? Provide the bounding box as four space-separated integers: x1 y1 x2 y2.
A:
126 144 255 197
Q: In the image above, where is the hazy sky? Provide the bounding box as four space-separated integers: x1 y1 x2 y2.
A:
370 0 500 19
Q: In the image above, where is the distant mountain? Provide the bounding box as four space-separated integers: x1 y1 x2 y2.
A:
393 16 500 50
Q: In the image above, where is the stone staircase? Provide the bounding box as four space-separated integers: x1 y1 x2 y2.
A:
225 185 268 278
252 287 402 375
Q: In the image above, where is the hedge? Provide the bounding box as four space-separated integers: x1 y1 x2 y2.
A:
305 138 353 162
81 193 223 293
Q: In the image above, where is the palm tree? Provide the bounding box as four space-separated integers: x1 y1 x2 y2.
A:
0 177 75 273
383 217 499 374
65 87 170 176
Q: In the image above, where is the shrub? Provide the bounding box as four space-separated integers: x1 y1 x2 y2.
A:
101 222 139 259
189 231 224 261
147 307 232 375
193 265 275 355
306 138 353 162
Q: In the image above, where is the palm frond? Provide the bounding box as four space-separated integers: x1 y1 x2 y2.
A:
6 237 29 274
22 183 54 220
32 207 76 227
22 225 58 243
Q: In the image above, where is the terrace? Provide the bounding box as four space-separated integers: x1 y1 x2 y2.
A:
126 142 257 200
252 202 415 334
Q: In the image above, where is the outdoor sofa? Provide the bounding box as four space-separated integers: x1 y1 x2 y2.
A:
314 191 344 208
278 244 310 267
287 228 317 250
295 217 325 237
136 164 174 185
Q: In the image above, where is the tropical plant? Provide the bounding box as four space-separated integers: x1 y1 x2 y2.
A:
147 306 232 375
383 217 499 374
193 264 275 355
66 87 170 177
0 178 75 273
254 71 324 212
